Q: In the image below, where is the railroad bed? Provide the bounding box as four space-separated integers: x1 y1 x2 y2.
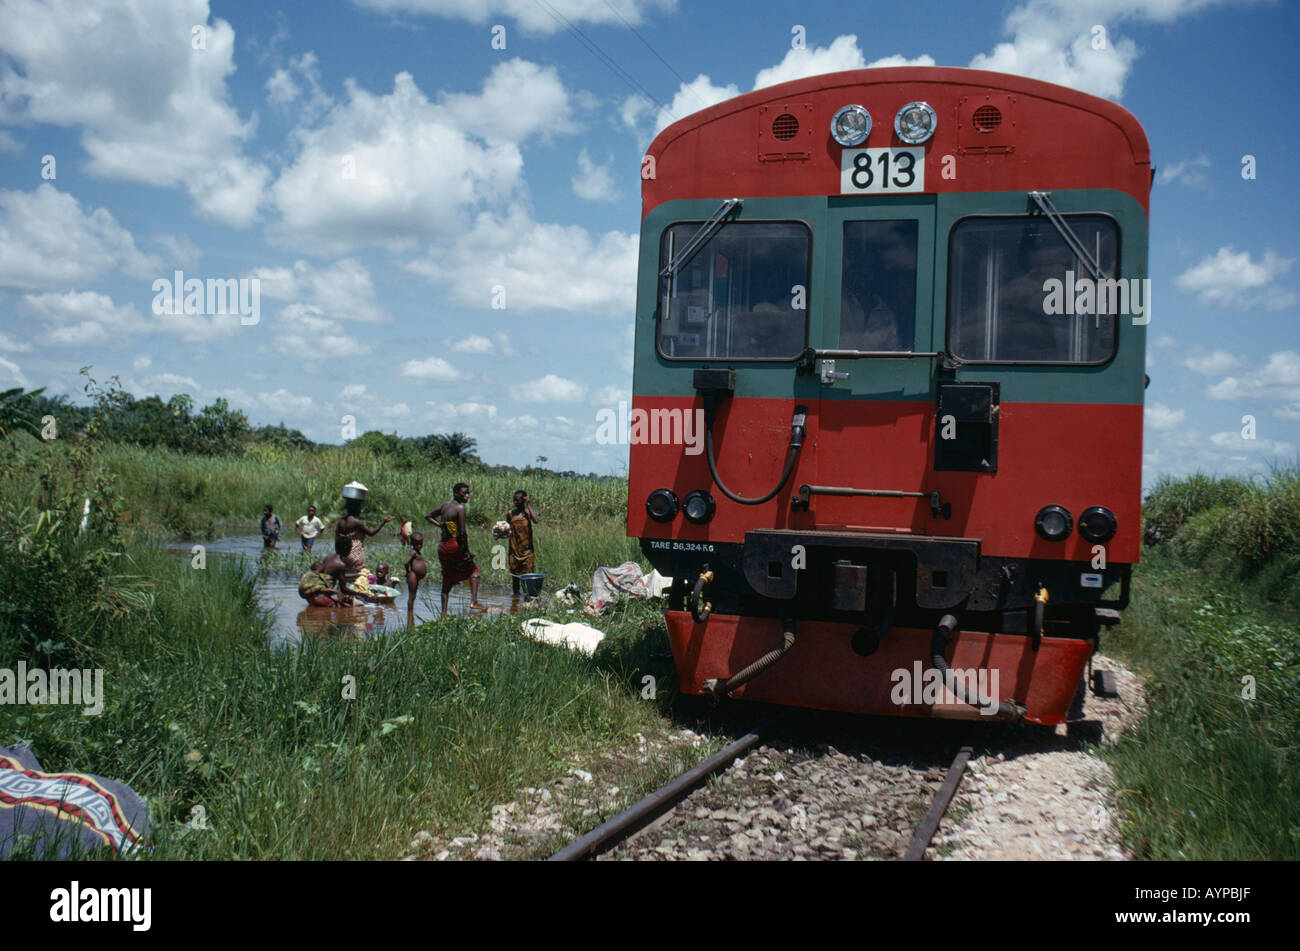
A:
597 728 965 861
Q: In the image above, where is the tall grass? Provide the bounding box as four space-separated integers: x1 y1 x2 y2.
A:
1103 546 1300 859
1144 463 1300 605
0 538 689 859
104 443 627 534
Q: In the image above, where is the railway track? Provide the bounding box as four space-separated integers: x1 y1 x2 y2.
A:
547 712 973 862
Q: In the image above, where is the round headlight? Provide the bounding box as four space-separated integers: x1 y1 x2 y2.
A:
646 488 679 523
1034 504 1073 542
682 490 716 525
830 104 871 147
894 101 936 144
1078 506 1118 543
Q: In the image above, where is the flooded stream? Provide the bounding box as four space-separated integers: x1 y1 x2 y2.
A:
167 535 526 647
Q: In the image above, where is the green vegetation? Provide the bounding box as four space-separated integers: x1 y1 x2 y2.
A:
1100 469 1300 860
1142 465 1300 605
0 377 682 860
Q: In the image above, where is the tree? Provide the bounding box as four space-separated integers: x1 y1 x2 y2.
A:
430 431 478 461
0 387 46 439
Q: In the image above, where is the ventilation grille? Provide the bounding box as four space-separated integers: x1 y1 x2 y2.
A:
972 105 1002 132
771 113 799 140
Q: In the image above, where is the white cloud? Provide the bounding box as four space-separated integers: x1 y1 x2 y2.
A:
0 356 28 388
969 0 1235 100
1182 350 1243 375
1205 351 1300 402
133 354 152 371
22 289 242 346
653 74 739 135
1274 404 1300 422
0 331 32 353
592 384 629 407
1208 431 1294 454
272 302 371 358
408 208 637 315
1144 402 1186 431
441 58 575 143
0 130 21 153
572 149 616 202
0 185 158 290
1157 155 1211 187
266 51 333 124
1174 247 1295 310
150 233 203 270
402 356 464 381
252 258 389 324
270 61 571 254
448 335 494 354
347 0 676 34
143 372 201 394
754 35 933 91
0 0 269 226
509 374 585 402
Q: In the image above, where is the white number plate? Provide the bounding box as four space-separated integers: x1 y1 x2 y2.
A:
840 147 925 194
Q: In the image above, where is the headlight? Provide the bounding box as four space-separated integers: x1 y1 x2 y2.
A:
1034 504 1073 541
646 488 679 523
830 105 871 147
894 101 936 144
1078 506 1118 543
682 490 716 524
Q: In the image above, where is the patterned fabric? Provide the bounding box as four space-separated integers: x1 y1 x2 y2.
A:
507 510 534 575
0 744 148 858
438 538 478 585
298 571 333 599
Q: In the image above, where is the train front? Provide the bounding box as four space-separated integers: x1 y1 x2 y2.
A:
627 67 1151 724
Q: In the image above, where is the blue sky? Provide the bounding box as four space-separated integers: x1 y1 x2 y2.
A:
0 0 1296 482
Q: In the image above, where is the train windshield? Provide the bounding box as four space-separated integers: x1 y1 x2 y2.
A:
658 221 809 360
840 219 919 351
947 215 1119 363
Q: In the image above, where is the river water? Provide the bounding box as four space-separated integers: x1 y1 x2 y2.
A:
167 535 524 647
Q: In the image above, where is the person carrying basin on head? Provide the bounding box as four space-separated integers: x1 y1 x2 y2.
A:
334 481 392 591
427 482 485 616
296 504 325 552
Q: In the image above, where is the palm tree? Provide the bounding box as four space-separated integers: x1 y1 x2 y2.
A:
0 387 46 439
430 431 478 461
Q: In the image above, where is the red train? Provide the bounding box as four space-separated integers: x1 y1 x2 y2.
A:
627 67 1149 724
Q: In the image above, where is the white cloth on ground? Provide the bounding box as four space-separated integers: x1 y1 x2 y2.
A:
520 619 606 656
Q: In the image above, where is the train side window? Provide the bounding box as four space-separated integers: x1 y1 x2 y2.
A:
658 221 810 361
840 219 918 351
947 215 1119 364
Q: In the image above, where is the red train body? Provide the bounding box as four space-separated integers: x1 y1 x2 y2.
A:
628 68 1150 724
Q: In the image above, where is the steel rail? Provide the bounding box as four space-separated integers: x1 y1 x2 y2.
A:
546 714 789 861
902 745 974 861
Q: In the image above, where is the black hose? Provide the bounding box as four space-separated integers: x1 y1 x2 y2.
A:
703 404 805 506
688 570 713 623
703 616 796 699
930 615 1024 720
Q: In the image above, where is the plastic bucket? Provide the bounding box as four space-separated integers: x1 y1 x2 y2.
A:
517 573 545 597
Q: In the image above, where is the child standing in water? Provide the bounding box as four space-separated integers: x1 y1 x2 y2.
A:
404 532 427 616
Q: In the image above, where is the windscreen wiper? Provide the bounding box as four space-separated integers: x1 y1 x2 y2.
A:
658 198 743 280
1028 190 1107 281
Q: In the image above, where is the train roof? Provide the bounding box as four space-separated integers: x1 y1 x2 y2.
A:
643 66 1152 216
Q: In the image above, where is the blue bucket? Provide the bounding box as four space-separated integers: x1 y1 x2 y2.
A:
517 573 545 597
